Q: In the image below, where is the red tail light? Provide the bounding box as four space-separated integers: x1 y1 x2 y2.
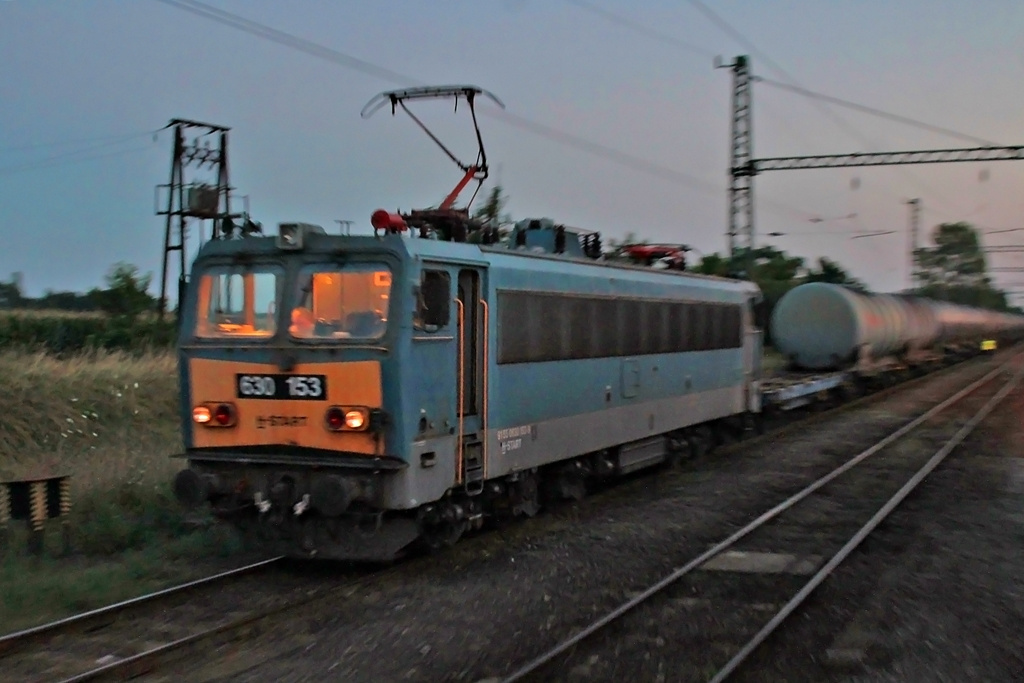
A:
325 407 346 431
213 403 236 427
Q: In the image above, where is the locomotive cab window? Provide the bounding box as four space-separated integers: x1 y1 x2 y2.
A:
415 270 451 331
194 266 280 339
290 264 392 340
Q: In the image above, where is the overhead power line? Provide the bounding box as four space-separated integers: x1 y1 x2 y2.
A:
153 0 412 86
0 129 157 155
685 0 881 149
151 0 814 220
0 144 158 177
753 78 999 147
564 0 715 58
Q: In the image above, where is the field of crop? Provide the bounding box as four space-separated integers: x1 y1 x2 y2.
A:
0 309 176 354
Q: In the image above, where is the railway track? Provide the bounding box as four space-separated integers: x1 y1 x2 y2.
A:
0 556 288 681
497 351 1024 682
0 554 420 682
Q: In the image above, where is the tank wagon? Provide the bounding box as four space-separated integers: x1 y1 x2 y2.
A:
771 282 1024 371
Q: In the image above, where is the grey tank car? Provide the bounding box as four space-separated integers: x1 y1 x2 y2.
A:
771 282 1024 371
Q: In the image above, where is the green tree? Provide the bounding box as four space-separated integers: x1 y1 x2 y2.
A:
472 185 513 228
805 257 866 291
0 279 22 308
914 222 986 288
90 263 157 321
694 253 730 277
914 222 1008 309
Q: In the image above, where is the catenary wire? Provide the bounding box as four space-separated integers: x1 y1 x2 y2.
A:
151 0 815 221
563 0 716 58
753 77 999 147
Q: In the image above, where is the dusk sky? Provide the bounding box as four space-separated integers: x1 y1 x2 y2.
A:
2 1 1023 302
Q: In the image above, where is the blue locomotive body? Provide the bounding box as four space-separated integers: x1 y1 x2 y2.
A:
173 221 763 559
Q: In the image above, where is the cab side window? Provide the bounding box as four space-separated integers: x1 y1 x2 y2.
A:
416 270 451 331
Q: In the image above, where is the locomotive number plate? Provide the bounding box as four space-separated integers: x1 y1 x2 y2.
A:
236 374 327 401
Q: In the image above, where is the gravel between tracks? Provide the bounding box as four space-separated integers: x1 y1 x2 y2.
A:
168 354 1022 683
738 359 1024 683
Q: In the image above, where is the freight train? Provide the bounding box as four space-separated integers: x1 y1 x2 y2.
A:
169 85 1024 560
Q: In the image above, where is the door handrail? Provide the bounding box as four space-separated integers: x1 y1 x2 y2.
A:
480 298 489 479
455 297 464 484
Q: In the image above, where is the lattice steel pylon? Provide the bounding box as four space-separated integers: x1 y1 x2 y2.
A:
719 55 755 261
156 119 232 320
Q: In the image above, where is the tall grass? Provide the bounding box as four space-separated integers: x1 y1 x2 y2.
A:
0 349 253 630
0 350 180 484
0 349 195 552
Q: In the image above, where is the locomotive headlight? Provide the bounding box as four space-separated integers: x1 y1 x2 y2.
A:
344 410 366 430
193 402 237 427
324 406 369 431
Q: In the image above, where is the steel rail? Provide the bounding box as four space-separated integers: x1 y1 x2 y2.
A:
499 354 1019 683
0 555 284 657
49 555 423 683
709 359 1024 681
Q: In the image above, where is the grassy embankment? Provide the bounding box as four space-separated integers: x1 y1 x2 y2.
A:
0 320 246 632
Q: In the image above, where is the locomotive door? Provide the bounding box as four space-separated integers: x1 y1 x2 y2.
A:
456 268 488 489
743 295 763 412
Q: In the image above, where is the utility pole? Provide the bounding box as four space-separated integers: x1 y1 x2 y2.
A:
717 55 754 264
335 219 355 235
156 119 232 320
906 198 921 291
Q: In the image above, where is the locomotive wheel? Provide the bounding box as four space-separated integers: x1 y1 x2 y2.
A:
416 502 467 554
510 472 542 518
419 518 466 554
686 425 713 458
747 412 765 436
664 435 688 468
713 418 740 446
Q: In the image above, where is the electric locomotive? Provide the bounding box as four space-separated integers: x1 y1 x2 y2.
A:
171 86 765 560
